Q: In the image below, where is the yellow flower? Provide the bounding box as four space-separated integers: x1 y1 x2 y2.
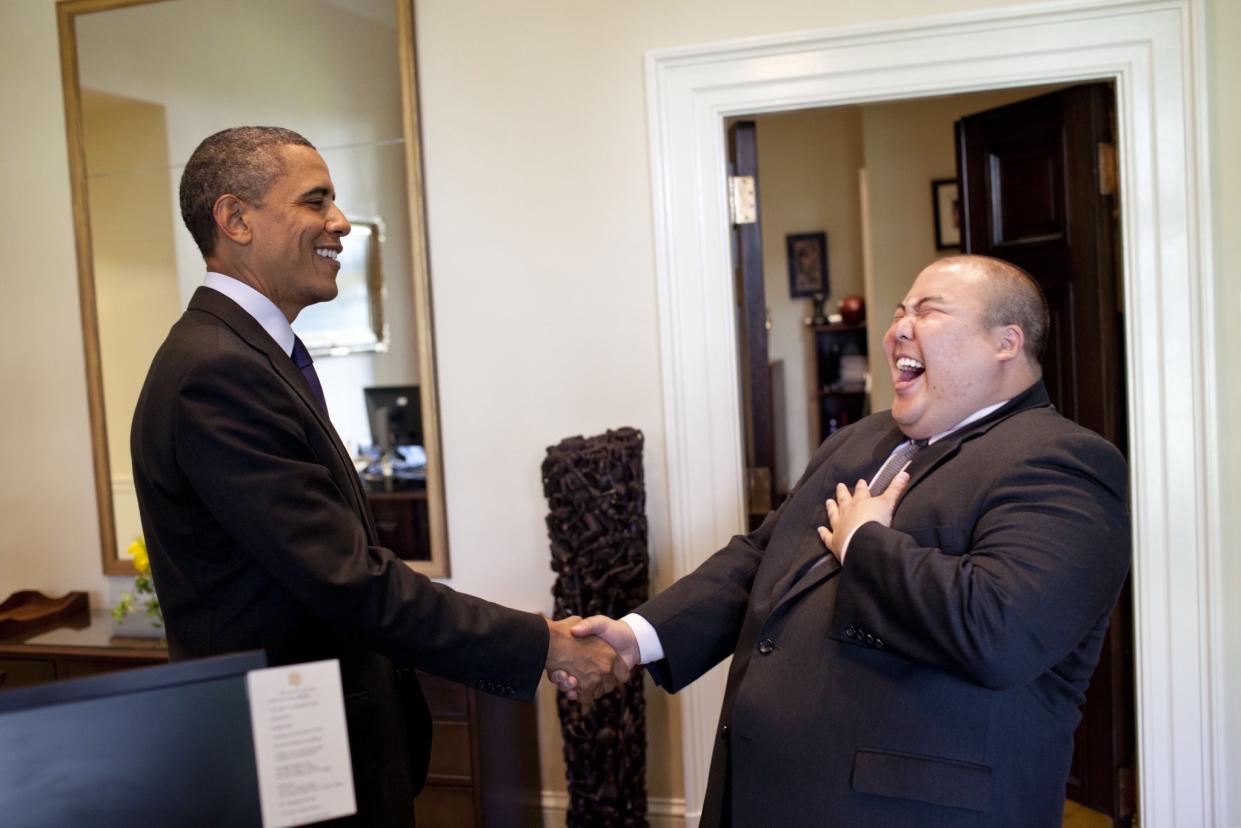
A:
128 537 150 575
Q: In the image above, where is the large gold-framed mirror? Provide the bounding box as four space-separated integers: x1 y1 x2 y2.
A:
56 0 449 577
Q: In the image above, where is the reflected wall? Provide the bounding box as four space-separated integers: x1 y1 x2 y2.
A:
62 0 438 573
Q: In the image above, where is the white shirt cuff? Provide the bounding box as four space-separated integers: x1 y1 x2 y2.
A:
839 523 867 563
620 613 664 664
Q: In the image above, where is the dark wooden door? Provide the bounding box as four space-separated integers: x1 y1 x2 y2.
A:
956 83 1135 825
728 121 777 529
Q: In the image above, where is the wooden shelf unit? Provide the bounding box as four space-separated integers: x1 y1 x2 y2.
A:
812 322 869 442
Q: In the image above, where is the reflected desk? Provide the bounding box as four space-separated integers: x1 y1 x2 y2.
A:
363 474 432 564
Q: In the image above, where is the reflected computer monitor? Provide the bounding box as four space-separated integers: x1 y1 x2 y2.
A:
0 650 267 827
364 385 422 450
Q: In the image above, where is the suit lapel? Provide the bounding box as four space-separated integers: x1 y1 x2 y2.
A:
898 380 1053 497
766 381 1054 615
187 288 378 540
774 552 841 612
764 425 902 615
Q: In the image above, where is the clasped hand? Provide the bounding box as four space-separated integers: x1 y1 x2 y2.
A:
817 470 910 564
545 616 641 706
542 473 910 699
544 616 637 706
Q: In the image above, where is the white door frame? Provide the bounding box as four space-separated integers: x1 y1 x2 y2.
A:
645 1 1222 824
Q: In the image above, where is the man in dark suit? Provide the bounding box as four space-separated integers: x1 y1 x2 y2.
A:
565 255 1130 826
131 126 626 826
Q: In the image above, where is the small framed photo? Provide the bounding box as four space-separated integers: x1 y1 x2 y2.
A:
786 231 829 298
293 217 387 357
932 179 961 249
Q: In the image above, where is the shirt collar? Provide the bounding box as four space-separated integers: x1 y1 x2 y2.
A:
201 272 295 356
924 400 1008 445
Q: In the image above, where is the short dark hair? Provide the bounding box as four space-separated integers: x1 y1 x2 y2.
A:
179 126 314 258
941 255 1049 365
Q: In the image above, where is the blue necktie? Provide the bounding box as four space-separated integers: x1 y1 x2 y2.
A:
291 336 329 416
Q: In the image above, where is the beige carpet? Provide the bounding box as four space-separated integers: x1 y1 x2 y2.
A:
1063 799 1112 827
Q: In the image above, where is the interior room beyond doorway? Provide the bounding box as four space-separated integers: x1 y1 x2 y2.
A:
737 84 1065 496
732 82 1133 827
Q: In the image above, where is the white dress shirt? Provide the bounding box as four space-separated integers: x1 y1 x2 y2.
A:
622 399 1010 665
202 271 296 357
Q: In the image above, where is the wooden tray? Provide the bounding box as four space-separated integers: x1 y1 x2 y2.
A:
0 590 89 640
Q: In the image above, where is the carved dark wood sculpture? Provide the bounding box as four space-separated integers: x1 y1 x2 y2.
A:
544 427 649 827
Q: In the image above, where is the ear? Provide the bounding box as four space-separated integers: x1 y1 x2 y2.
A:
211 194 252 246
994 324 1025 363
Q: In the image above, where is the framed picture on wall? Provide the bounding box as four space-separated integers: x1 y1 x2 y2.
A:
932 178 961 249
786 231 829 298
292 217 387 356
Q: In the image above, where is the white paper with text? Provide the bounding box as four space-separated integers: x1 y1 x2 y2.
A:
247 659 356 827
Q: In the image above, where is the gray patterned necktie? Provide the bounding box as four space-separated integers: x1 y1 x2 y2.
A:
870 438 928 495
774 438 929 600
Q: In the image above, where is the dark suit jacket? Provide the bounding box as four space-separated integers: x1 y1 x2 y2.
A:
131 287 549 826
638 381 1129 827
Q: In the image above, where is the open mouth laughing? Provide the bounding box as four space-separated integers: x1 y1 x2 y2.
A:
895 356 925 385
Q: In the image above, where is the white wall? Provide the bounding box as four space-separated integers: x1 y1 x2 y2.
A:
0 0 100 598
81 90 183 554
2 0 1237 820
1206 0 1241 821
750 108 866 492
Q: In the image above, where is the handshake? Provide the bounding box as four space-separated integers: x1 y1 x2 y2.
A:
543 615 641 704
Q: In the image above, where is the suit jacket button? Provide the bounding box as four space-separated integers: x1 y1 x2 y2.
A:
757 638 775 655
864 633 875 645
845 626 857 638
874 637 884 650
720 725 730 738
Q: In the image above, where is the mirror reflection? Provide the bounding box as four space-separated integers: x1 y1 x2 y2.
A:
64 0 446 575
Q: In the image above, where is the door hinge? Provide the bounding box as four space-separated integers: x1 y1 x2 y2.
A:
729 175 757 225
1098 142 1118 196
748 466 772 513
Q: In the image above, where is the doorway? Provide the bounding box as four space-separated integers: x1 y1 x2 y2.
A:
729 81 1132 825
645 3 1220 826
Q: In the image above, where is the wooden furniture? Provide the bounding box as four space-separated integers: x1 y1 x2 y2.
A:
0 612 540 827
0 590 89 640
416 672 542 826
0 610 166 689
364 478 433 567
812 322 869 442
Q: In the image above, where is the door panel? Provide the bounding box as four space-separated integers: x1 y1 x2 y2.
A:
728 121 777 528
956 82 1135 825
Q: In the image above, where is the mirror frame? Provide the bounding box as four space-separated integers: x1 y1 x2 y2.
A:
55 0 450 577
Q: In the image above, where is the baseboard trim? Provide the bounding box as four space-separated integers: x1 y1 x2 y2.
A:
540 791 686 826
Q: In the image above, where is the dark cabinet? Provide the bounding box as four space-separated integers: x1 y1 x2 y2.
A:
367 488 431 564
813 322 869 443
416 672 542 827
